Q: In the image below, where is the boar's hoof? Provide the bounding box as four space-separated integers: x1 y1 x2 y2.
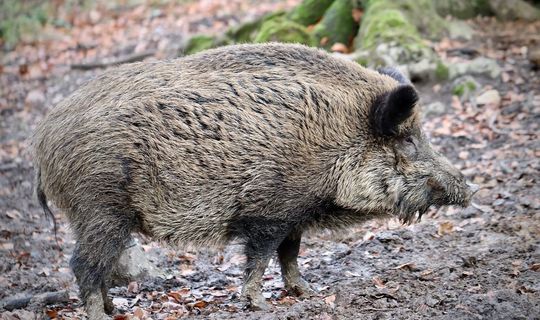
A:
242 293 269 311
103 296 114 315
285 279 316 297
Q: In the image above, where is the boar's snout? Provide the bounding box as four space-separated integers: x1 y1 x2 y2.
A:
427 157 478 208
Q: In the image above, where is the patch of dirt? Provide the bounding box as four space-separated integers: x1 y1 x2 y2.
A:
1 4 539 320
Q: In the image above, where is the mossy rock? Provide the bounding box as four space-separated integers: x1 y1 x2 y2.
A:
254 17 315 46
357 8 422 49
288 0 335 26
226 11 286 43
313 0 358 49
184 35 218 55
354 0 442 68
360 0 447 41
0 0 50 48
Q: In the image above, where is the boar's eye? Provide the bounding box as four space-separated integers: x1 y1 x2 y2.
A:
399 135 417 158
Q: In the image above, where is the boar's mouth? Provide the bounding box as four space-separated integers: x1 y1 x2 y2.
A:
394 195 431 225
393 178 477 224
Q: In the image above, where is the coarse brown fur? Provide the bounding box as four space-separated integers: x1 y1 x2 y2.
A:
33 43 475 317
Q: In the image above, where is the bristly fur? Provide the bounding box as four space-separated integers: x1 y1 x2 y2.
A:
32 42 473 316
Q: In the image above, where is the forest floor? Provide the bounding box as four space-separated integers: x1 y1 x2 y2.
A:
0 1 539 319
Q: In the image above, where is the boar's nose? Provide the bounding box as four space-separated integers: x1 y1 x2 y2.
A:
467 182 480 195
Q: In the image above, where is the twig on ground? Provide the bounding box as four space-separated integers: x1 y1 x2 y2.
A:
0 291 70 311
70 50 156 70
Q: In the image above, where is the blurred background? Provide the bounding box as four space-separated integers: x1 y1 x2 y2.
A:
0 1 539 319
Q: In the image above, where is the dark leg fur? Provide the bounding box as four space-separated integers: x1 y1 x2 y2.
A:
69 211 134 318
240 222 292 310
277 231 315 297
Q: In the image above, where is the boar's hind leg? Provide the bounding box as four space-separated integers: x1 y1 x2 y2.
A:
70 212 134 318
277 231 316 297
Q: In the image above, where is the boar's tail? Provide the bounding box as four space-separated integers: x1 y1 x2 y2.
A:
35 168 59 247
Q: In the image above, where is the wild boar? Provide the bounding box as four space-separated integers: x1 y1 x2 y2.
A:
33 43 477 318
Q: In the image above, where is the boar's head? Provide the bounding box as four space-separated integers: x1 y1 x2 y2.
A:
332 69 478 224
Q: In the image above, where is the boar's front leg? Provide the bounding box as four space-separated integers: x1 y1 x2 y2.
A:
242 244 272 310
240 220 291 310
277 231 316 297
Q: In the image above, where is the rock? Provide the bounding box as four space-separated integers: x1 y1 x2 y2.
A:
110 238 162 286
489 0 540 21
529 46 540 68
448 57 501 79
408 59 434 81
476 89 501 107
447 20 474 40
424 101 447 117
406 59 448 82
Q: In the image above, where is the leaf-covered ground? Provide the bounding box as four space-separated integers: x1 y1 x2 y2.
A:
0 1 539 319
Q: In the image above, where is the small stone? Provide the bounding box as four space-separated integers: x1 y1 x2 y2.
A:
529 46 540 68
449 57 501 79
25 89 45 107
424 101 447 117
408 59 435 82
476 89 501 107
447 20 474 40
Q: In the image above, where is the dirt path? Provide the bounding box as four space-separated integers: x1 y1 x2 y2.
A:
1 5 539 320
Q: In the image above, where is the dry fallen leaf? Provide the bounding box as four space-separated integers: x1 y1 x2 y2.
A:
128 281 139 293
372 276 386 289
352 8 363 22
330 43 349 53
133 306 145 319
45 309 58 319
324 294 336 308
530 263 540 271
192 300 207 308
438 221 454 236
320 37 329 46
394 262 417 271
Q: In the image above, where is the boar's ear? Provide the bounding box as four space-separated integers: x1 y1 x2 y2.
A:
370 84 419 136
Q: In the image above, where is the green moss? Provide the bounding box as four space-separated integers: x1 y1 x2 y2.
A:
288 0 335 26
0 0 50 48
254 17 315 46
435 61 449 80
184 35 217 55
452 80 477 96
452 84 466 96
313 0 358 49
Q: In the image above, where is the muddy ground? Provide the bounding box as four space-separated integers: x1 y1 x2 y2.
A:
0 2 539 319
